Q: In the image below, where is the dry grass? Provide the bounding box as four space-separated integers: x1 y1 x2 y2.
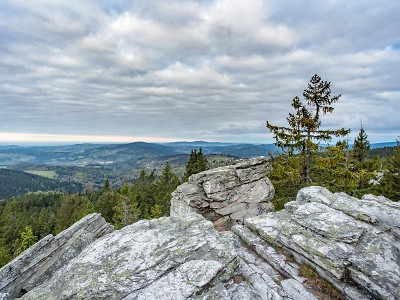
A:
275 246 296 263
299 264 344 300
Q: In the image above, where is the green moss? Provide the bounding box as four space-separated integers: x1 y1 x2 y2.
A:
365 244 379 254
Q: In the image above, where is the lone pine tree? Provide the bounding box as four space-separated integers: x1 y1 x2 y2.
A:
267 74 350 184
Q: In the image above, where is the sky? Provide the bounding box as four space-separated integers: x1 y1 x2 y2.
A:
0 0 399 145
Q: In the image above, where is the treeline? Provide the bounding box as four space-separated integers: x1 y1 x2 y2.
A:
0 169 82 200
270 142 400 210
0 151 209 267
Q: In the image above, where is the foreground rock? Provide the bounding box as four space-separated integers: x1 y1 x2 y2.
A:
19 214 239 300
0 213 113 300
170 157 275 230
10 213 323 300
244 186 400 300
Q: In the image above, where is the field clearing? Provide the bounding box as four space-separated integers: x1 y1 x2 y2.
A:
25 170 57 179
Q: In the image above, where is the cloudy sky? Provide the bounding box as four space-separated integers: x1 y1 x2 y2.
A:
0 0 399 144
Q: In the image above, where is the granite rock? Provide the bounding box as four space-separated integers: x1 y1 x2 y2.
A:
245 186 400 300
170 157 275 230
0 213 113 300
19 214 238 300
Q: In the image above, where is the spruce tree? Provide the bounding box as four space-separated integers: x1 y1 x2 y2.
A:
267 74 350 184
113 184 140 229
353 123 370 163
17 226 37 254
379 141 400 201
156 162 180 215
184 148 208 180
196 148 208 173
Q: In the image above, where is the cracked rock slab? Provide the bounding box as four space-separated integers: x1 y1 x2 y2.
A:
245 186 400 300
19 214 237 300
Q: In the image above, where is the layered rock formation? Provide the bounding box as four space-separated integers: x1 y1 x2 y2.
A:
170 157 275 230
0 213 113 300
18 214 238 300
4 213 319 300
243 186 400 300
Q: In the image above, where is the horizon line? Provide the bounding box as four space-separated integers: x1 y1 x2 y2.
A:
0 132 396 146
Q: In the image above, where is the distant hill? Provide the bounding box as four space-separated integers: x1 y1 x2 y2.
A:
369 142 397 149
368 145 397 158
0 140 396 195
0 142 178 167
0 169 82 200
165 141 280 158
1 141 395 167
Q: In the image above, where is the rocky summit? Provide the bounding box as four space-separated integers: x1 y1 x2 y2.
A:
0 159 399 300
170 157 275 230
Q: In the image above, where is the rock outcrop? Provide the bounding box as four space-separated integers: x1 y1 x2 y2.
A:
243 186 400 300
4 213 321 300
0 213 113 300
18 214 239 300
170 157 275 230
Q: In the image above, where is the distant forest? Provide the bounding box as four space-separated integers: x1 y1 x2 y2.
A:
0 169 82 199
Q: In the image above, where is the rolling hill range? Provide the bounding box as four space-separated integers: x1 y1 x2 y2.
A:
0 141 279 167
0 141 396 200
0 141 277 199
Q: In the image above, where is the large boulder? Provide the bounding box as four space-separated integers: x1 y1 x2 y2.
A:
170 157 275 230
244 186 400 300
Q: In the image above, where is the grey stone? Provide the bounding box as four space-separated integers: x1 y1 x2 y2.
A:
244 186 400 300
5 172 398 300
19 214 238 300
0 213 113 300
280 279 318 300
171 157 274 229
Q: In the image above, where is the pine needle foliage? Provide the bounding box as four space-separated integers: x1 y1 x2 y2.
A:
267 74 350 185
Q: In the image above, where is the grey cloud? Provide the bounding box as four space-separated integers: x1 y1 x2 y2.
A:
0 0 399 143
